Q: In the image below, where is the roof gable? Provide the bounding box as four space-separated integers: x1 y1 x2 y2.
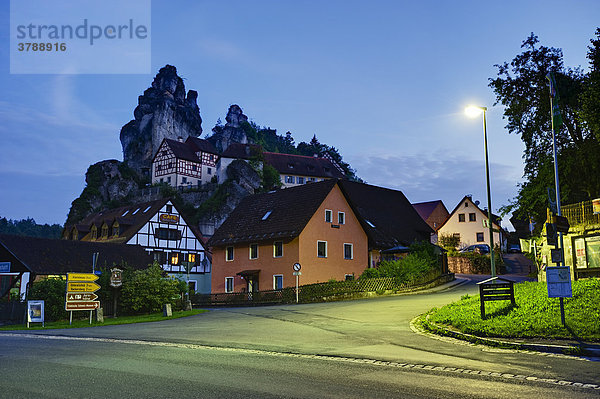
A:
208 179 339 246
338 181 433 248
412 200 448 220
438 195 502 231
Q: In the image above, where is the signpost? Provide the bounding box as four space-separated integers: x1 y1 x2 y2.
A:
546 266 572 326
66 272 100 325
292 263 302 304
0 262 10 273
27 300 44 328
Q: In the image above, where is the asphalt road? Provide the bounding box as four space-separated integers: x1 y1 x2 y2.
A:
1 271 598 398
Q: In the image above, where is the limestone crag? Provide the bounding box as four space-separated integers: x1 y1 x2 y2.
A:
120 65 203 175
66 160 139 225
207 104 249 153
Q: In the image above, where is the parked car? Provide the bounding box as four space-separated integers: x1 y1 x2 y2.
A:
508 244 521 253
459 244 490 254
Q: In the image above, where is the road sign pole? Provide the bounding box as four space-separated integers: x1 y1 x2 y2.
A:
296 274 299 304
69 311 72 326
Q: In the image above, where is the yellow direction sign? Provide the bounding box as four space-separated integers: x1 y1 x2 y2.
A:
68 273 98 282
67 282 100 292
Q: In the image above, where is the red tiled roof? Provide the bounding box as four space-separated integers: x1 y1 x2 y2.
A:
263 152 345 179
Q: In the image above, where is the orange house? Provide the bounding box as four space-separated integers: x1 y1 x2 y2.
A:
208 179 368 293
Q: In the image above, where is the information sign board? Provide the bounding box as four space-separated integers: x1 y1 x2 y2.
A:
546 266 572 298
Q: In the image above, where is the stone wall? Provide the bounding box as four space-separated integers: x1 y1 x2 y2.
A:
447 256 477 274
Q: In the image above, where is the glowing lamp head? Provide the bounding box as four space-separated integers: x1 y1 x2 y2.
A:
465 105 486 118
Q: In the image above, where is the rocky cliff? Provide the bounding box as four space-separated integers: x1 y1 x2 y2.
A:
207 104 249 153
120 65 203 175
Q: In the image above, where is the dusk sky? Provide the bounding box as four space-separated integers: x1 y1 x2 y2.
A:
1 1 598 229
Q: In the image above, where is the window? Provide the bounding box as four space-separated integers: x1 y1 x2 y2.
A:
182 177 187 184
476 232 485 242
187 253 196 264
325 209 332 223
155 228 182 241
170 252 180 265
273 241 283 258
469 213 476 222
318 241 327 258
226 246 234 261
132 208 140 215
207 167 212 175
153 251 167 265
338 212 345 225
122 210 129 217
143 206 152 213
91 226 97 240
225 277 234 293
188 281 197 293
297 176 305 184
101 225 109 238
345 274 355 281
192 165 197 171
112 225 119 237
458 213 466 222
453 233 461 241
287 163 295 169
250 243 258 259
262 210 272 220
344 243 353 260
307 177 316 182
210 155 214 161
285 175 294 184
166 204 173 213
273 275 283 290
167 176 171 184
465 202 469 207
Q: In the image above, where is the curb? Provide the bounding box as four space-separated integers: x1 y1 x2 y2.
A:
418 312 600 358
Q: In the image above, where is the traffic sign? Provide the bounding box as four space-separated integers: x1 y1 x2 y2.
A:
67 282 100 292
554 215 570 233
65 301 100 311
482 219 490 228
68 273 99 282
66 292 98 302
293 263 301 271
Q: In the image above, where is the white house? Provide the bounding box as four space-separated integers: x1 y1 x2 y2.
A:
437 195 507 251
64 198 211 293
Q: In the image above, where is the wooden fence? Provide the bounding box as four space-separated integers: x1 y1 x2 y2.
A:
192 272 455 307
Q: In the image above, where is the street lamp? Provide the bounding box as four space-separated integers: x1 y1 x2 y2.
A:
465 105 496 277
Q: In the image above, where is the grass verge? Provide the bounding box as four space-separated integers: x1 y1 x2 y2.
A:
426 278 600 342
0 309 208 331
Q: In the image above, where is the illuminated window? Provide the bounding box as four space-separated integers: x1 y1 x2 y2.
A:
101 224 109 238
170 252 180 265
188 253 196 264
91 226 97 240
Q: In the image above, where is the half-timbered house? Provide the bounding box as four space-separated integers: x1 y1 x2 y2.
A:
64 198 211 293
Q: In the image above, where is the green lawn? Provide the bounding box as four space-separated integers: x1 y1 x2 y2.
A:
0 309 208 331
427 278 600 342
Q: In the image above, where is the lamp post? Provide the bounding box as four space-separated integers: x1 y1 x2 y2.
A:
465 105 496 277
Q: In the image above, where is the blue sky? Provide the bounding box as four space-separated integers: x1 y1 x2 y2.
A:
1 0 598 228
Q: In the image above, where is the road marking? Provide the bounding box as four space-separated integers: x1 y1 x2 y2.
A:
1 332 598 391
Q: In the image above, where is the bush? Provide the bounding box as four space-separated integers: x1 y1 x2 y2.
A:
120 263 182 314
360 241 439 282
27 278 67 321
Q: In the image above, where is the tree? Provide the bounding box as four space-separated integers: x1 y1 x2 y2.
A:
490 32 600 227
581 28 600 142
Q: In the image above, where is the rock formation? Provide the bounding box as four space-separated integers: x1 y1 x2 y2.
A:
120 65 203 176
66 160 139 225
207 104 249 153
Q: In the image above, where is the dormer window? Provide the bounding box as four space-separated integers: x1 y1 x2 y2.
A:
287 163 294 169
112 223 120 237
91 226 98 240
101 224 109 238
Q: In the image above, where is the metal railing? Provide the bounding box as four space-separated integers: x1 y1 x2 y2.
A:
561 200 600 227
